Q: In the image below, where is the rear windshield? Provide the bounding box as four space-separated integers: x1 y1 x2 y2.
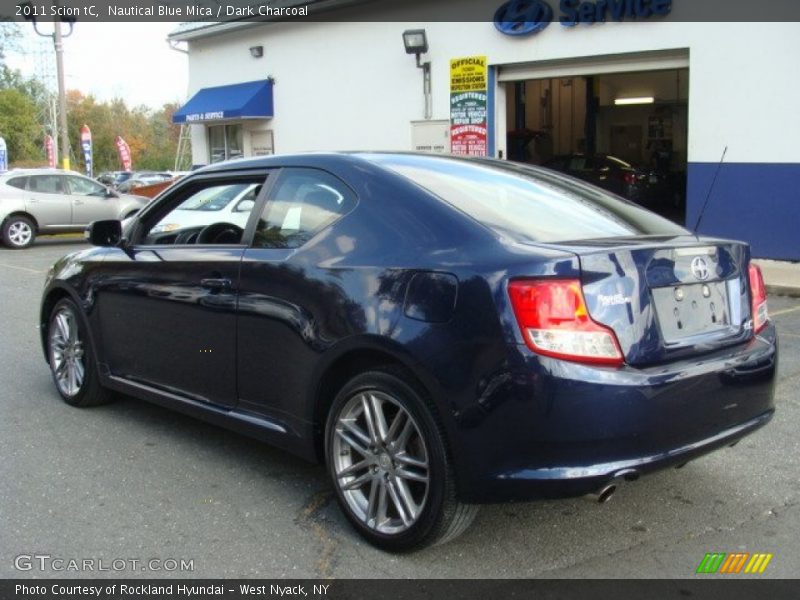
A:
368 155 686 243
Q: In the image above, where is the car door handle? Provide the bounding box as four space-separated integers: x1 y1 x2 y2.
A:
200 278 232 291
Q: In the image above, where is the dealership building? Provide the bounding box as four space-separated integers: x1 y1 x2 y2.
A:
169 2 800 260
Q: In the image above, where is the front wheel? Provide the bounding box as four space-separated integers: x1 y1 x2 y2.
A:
325 368 478 551
2 215 36 249
47 298 113 407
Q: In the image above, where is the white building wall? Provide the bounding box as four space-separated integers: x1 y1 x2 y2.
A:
184 21 799 165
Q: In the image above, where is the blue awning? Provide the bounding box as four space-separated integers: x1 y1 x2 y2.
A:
172 79 274 124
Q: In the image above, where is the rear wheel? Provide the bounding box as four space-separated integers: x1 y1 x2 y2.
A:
2 215 35 249
325 368 478 551
47 298 113 407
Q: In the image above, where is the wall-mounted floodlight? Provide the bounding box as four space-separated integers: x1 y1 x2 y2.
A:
402 29 431 120
403 29 428 55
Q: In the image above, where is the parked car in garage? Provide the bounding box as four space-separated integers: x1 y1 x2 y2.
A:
0 169 150 248
39 153 775 551
543 153 657 203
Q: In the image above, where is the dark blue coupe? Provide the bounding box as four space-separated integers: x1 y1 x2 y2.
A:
40 153 776 551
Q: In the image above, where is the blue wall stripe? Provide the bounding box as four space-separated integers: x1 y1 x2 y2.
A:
687 162 800 260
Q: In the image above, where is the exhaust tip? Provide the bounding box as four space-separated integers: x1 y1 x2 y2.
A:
585 483 617 504
597 484 617 504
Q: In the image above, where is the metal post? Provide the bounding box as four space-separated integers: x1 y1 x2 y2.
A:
416 54 431 120
53 19 70 171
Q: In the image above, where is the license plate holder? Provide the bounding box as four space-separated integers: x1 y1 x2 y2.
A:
652 281 730 343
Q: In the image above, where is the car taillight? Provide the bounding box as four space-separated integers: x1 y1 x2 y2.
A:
748 263 768 333
623 172 637 185
508 279 624 366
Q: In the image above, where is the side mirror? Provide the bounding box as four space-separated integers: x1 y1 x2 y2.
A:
86 220 123 247
105 188 119 198
235 199 256 213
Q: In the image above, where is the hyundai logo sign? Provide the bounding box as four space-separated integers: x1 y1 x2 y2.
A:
494 0 553 36
494 0 672 36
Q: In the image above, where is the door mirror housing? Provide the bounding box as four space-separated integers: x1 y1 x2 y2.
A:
86 220 123 247
105 188 119 198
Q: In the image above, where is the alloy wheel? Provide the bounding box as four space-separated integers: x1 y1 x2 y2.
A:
332 390 430 535
49 306 85 397
8 221 33 247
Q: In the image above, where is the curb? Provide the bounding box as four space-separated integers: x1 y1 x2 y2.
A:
766 284 800 299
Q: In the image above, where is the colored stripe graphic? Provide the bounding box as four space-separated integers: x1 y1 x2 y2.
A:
696 552 773 574
719 553 749 574
697 553 726 574
744 553 773 574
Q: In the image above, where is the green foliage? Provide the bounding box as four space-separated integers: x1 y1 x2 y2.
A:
0 88 40 160
66 91 181 172
0 33 183 171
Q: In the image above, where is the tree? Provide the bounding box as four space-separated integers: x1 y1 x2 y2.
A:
0 88 40 161
0 22 20 63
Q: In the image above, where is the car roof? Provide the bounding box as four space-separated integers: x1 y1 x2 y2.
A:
0 168 73 178
193 151 525 176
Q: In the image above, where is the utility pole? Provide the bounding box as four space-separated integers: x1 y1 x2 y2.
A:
53 20 70 170
21 1 75 170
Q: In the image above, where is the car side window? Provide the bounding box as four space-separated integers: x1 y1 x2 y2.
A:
28 175 65 194
6 176 28 190
144 181 262 245
67 176 107 197
253 168 356 249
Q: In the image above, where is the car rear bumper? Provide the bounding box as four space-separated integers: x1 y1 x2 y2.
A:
452 323 777 503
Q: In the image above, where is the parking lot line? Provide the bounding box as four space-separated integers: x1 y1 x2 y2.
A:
0 262 46 274
770 305 800 318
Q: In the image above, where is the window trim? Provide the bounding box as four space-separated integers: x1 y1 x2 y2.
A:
65 174 106 197
28 174 66 195
129 169 275 249
249 166 359 251
5 176 29 191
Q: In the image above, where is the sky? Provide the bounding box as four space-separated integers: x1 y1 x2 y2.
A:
7 22 189 109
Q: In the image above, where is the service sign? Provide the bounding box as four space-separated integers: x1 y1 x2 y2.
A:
450 56 488 156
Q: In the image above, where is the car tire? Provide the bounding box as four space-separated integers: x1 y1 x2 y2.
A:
2 215 36 249
325 367 478 552
46 298 113 407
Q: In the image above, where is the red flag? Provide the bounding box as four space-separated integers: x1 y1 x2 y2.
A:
115 136 132 171
44 135 56 168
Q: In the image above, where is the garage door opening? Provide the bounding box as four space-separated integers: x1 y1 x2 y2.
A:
504 68 688 224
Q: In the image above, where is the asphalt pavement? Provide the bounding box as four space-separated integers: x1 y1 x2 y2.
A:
1 239 799 579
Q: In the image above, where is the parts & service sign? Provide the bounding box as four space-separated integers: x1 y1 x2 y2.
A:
449 56 488 156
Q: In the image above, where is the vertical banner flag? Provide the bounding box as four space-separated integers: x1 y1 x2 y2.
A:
115 136 132 171
80 124 93 177
0 137 7 172
449 56 488 156
44 135 56 168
